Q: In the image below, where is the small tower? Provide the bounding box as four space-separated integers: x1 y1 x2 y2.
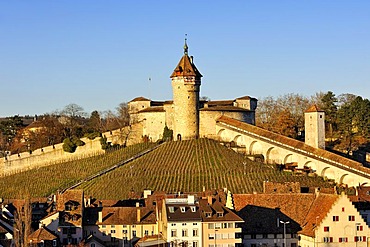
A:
305 105 325 149
170 39 202 140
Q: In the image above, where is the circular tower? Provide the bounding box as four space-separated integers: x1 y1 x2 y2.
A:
170 40 202 140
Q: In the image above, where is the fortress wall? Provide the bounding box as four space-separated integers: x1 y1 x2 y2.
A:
142 112 166 142
0 124 143 176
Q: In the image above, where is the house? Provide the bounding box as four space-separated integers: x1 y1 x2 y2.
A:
28 226 59 247
159 195 203 247
299 193 369 247
199 197 244 247
83 199 158 246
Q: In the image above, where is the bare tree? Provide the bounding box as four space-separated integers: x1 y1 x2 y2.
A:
13 195 32 247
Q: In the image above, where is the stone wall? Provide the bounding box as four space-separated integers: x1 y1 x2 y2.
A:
0 123 143 177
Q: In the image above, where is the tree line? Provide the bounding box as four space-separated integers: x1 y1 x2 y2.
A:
0 102 130 156
256 91 370 156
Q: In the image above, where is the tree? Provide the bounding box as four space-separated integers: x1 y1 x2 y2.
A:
61 103 86 138
116 102 130 127
320 91 338 139
13 195 32 247
87 110 103 133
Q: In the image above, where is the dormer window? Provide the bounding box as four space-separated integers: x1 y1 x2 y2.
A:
191 206 196 212
180 207 186 213
205 212 212 218
217 212 224 217
169 207 175 213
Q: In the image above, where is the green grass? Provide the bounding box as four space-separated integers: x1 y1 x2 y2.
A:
0 142 156 198
77 139 333 199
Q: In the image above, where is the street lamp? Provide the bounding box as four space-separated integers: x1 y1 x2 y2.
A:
280 220 290 247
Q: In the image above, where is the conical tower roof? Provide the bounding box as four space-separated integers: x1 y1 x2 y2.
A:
170 40 202 78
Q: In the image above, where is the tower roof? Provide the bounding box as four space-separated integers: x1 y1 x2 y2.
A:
305 105 324 113
170 42 202 78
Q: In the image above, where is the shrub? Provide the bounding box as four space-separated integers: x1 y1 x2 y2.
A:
100 136 110 150
63 138 77 153
84 132 102 140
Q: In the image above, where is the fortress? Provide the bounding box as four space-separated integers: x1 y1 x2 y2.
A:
128 40 257 142
2 41 370 188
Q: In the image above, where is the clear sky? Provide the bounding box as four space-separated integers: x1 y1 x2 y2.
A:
1 1 369 117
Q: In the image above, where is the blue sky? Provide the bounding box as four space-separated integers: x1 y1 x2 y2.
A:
1 1 369 117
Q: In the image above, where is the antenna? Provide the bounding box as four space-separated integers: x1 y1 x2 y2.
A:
148 77 151 100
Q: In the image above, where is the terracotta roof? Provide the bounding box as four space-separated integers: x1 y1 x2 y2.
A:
217 116 370 176
86 206 156 226
207 100 234 106
199 199 243 222
299 193 338 237
139 106 166 113
130 97 151 102
57 190 84 226
170 54 202 78
234 193 315 234
305 105 324 113
165 203 202 222
200 106 251 112
28 226 58 242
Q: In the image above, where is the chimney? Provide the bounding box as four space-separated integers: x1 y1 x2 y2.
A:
187 195 195 205
207 196 213 205
98 210 102 223
136 202 141 223
143 190 152 199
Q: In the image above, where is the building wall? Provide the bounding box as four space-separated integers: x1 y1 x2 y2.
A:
202 222 242 247
172 76 200 140
165 221 202 247
305 111 325 149
243 233 298 247
0 125 143 176
142 111 166 142
216 121 370 187
310 195 369 247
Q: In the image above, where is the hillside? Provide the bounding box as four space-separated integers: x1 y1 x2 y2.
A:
78 139 334 199
0 142 156 198
0 138 335 199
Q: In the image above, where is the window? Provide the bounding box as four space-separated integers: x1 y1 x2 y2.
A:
122 230 128 234
102 231 106 236
171 223 176 226
180 207 186 213
193 223 197 225
357 225 363 231
324 226 329 232
339 237 348 242
333 216 339 221
90 244 95 247
349 215 355 221
111 225 115 228
193 229 198 237
342 207 345 212
215 223 221 229
323 237 333 243
111 230 115 234
132 225 136 228
205 212 212 218
132 230 136 237
182 229 188 237
102 225 106 228
208 223 214 229
52 240 57 247
209 233 215 240
228 222 234 228
217 212 224 217
182 223 187 226
169 207 175 213
144 230 149 236
191 206 196 212
123 225 127 228
171 229 177 237
193 241 198 247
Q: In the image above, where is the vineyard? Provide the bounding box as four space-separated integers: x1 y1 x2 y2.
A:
0 142 156 198
77 139 334 199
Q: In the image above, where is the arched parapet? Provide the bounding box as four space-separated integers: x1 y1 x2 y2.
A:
233 135 244 147
304 161 317 173
266 147 281 164
340 174 354 186
321 167 335 181
283 154 294 164
217 129 228 142
249 141 263 155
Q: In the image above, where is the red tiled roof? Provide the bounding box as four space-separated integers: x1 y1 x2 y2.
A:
139 106 166 113
170 54 202 78
299 193 338 237
217 116 370 176
28 226 58 242
305 105 324 113
200 106 251 112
